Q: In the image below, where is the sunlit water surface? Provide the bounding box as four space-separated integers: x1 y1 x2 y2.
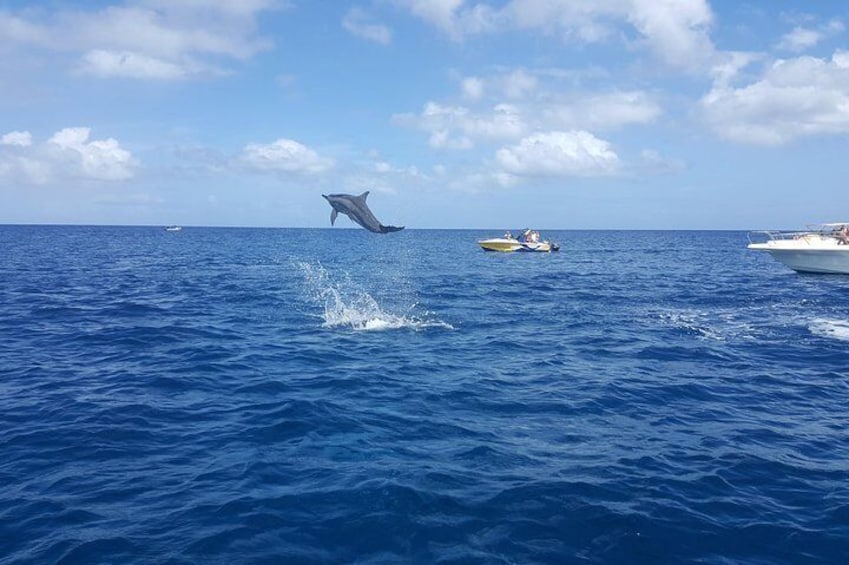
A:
1 226 847 564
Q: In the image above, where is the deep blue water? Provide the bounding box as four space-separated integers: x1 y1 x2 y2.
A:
1 225 848 564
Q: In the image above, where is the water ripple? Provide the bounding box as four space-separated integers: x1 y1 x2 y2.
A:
1 227 848 563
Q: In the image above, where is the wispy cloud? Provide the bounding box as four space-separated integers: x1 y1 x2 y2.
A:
396 0 716 71
776 19 845 52
1 131 32 146
394 102 525 149
343 7 392 45
0 0 279 80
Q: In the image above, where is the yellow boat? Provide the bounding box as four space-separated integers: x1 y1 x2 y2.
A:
477 230 559 253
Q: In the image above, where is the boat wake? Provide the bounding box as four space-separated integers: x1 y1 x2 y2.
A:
297 262 453 332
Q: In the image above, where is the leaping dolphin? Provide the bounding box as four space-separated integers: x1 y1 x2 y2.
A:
322 192 404 234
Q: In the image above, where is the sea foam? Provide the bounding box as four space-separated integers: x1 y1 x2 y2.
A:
297 261 452 331
809 318 849 341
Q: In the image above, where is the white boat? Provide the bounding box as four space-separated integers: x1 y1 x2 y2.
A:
478 229 560 253
164 225 182 232
747 223 849 273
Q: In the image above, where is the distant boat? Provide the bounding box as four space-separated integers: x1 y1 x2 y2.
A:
747 222 849 273
478 229 560 253
164 226 182 232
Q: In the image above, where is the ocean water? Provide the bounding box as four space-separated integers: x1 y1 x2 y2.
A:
1 225 848 564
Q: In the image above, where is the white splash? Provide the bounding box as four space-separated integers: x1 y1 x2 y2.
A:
297 261 452 332
809 318 849 341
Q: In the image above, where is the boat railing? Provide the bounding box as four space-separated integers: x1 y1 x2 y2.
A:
748 227 848 246
747 230 805 244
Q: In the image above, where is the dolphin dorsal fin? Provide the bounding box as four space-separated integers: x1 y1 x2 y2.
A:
357 191 370 202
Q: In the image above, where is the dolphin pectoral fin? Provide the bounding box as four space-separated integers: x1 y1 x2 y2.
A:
330 209 338 225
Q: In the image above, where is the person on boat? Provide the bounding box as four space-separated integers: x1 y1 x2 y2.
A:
504 230 514 240
840 225 849 244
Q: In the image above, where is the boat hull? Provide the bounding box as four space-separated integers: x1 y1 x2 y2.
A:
478 238 522 252
478 238 556 253
748 243 849 274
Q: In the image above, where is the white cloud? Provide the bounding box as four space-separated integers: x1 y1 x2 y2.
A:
140 0 281 18
48 127 136 180
78 49 190 79
241 138 334 174
399 0 497 40
1 130 32 146
826 19 846 34
428 129 473 150
462 76 484 100
466 104 525 139
394 101 526 148
627 0 715 70
402 0 463 31
0 13 52 46
95 192 163 206
702 50 849 145
393 103 465 147
459 70 536 103
502 69 538 99
14 157 52 185
403 66 660 153
1 1 277 80
66 4 273 60
542 90 662 130
398 0 716 70
398 69 661 162
496 130 619 177
345 159 427 195
343 7 392 45
709 51 762 89
441 169 514 192
370 159 426 178
638 149 685 174
776 27 823 53
776 19 845 53
501 0 612 42
0 127 136 183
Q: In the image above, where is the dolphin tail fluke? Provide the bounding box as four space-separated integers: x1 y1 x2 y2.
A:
330 209 338 226
380 225 404 233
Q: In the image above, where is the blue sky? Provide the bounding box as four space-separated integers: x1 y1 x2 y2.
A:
2 0 849 229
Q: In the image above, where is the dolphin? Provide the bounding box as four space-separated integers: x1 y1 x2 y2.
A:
322 192 404 234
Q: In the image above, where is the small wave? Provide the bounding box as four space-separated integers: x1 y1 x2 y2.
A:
297 261 453 331
657 310 725 341
809 318 849 341
655 308 759 342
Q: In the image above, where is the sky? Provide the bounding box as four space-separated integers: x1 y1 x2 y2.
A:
2 0 849 229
